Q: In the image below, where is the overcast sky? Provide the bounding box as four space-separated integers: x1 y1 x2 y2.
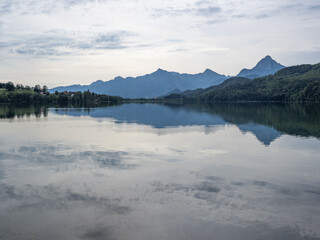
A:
0 0 319 87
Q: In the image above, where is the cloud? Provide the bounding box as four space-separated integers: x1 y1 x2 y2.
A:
152 180 221 199
94 32 132 50
308 4 320 11
196 6 221 16
152 4 222 18
15 48 73 56
16 144 137 170
0 183 132 215
195 0 212 7
232 14 248 19
0 1 13 15
206 18 227 24
194 181 221 193
0 0 112 15
4 30 135 56
250 3 320 20
254 13 273 19
0 183 24 200
4 33 76 56
79 225 115 240
150 1 320 26
95 34 121 43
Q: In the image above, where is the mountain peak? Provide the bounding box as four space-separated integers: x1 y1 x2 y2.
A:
151 68 171 76
263 55 272 60
204 68 213 74
90 79 104 86
257 55 277 64
114 76 124 81
237 55 285 79
255 55 284 69
156 68 166 73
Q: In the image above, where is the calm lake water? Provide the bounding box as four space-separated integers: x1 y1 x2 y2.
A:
0 103 320 240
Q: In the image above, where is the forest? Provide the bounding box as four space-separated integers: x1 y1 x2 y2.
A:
0 82 122 105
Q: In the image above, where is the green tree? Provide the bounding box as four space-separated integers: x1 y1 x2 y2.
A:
34 85 41 93
5 82 15 91
43 85 48 94
16 84 24 90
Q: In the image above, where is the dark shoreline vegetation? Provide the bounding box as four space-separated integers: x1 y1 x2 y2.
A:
0 82 122 105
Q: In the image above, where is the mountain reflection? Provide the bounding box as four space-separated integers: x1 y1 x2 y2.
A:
52 103 320 145
1 103 319 145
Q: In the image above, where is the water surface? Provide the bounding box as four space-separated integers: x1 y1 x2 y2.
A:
0 103 319 240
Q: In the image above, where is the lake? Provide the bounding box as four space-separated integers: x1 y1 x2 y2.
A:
0 103 320 240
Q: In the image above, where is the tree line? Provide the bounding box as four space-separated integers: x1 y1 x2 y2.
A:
0 82 48 93
0 82 122 105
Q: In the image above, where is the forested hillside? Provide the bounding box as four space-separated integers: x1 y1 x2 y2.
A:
165 64 320 101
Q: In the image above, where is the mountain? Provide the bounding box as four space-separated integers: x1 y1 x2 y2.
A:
50 68 227 99
237 55 285 79
165 63 320 101
50 56 286 98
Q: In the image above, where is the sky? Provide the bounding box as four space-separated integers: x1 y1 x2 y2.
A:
0 0 319 88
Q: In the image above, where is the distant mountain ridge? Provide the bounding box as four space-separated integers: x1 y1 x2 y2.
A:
50 68 227 98
50 56 285 98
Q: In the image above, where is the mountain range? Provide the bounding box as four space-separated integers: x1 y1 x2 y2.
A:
50 56 285 98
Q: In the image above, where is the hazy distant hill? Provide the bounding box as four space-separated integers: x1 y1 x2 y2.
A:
50 56 286 98
237 55 285 79
165 63 320 101
50 68 227 98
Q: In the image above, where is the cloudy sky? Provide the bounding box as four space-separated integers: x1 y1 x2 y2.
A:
0 0 319 87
